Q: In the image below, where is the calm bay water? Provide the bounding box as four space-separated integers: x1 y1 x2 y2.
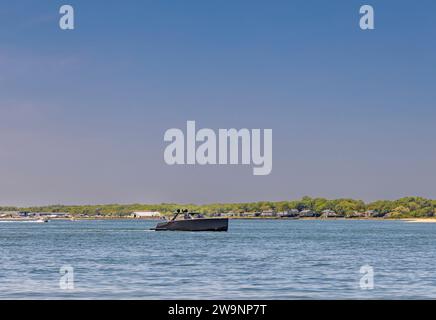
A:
0 219 436 299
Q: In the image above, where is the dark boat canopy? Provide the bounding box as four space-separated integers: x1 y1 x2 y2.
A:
171 209 202 221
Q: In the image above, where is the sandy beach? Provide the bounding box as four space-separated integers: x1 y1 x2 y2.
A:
402 218 436 223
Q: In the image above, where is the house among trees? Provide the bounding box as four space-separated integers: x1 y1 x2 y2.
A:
350 211 366 218
261 210 277 217
299 209 319 217
278 209 300 218
221 212 237 217
37 212 69 218
364 210 385 218
239 212 256 217
321 209 337 218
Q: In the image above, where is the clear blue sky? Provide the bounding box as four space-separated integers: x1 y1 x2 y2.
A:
0 0 435 206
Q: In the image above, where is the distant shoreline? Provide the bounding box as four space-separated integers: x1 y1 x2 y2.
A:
3 196 435 220
2 217 436 223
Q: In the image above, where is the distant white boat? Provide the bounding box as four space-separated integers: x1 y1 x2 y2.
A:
36 218 49 223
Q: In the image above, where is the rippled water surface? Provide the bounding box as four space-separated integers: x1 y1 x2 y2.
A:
1 219 435 299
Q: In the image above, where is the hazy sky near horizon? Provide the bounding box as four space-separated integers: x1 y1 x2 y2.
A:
1 0 436 206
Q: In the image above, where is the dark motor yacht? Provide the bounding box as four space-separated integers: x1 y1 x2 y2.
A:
152 209 228 232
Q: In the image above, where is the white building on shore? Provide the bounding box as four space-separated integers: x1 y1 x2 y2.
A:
132 211 161 218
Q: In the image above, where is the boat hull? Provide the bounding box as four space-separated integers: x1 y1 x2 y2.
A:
153 218 228 232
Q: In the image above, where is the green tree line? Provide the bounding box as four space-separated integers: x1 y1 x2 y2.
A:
2 196 436 218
